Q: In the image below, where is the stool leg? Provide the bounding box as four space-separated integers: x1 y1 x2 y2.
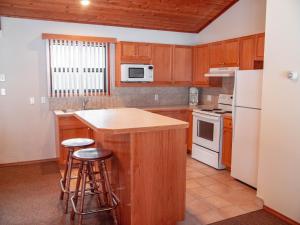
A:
87 163 95 193
98 161 109 206
71 162 83 221
60 148 71 200
64 150 74 214
78 163 88 225
101 161 118 225
87 162 104 207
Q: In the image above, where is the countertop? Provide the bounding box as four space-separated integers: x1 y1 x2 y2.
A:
74 108 189 134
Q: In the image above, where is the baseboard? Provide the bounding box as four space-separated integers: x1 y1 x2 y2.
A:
264 205 300 225
0 158 58 168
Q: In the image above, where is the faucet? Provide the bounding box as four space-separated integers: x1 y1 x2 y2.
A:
81 97 89 110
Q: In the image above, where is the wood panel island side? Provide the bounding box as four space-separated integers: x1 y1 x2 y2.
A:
74 108 188 225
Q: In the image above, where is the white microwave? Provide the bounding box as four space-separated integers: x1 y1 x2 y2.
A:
121 64 154 82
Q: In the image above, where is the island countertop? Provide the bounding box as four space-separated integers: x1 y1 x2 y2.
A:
74 107 189 134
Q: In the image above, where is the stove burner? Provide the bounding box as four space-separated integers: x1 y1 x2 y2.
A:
213 108 222 111
214 111 226 114
201 109 213 112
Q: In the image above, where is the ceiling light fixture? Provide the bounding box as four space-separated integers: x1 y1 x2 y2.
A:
80 0 90 6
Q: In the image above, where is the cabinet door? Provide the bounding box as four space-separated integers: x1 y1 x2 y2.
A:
152 44 173 83
121 42 136 58
193 45 209 86
222 127 232 168
136 43 152 58
239 36 256 70
223 39 239 66
255 33 265 60
209 42 224 67
173 46 192 84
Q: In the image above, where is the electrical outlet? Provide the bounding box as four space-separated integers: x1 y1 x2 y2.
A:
29 97 35 105
154 94 159 102
0 74 5 82
0 88 6 96
206 95 212 102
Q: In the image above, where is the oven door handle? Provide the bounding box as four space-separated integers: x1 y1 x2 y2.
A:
194 114 220 122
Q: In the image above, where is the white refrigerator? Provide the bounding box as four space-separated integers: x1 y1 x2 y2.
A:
231 70 263 188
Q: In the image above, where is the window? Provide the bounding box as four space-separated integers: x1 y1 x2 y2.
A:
45 37 111 97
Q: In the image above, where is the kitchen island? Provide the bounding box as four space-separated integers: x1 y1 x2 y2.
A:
74 108 188 225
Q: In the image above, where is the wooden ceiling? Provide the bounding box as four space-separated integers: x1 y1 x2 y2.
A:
0 0 238 33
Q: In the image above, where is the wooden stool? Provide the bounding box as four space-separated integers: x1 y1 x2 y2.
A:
60 138 95 213
70 148 119 225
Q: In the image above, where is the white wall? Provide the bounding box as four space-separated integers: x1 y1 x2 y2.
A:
257 0 300 222
0 17 197 164
196 0 266 43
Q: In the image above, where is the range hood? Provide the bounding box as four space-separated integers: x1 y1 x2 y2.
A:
205 67 239 77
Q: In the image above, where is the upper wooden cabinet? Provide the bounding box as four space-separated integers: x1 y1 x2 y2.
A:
152 44 173 84
255 33 265 60
193 45 222 87
120 42 152 63
209 39 239 68
173 46 192 85
209 42 224 67
223 39 240 66
239 33 265 70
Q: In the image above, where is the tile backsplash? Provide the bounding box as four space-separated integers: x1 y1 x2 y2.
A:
49 87 189 110
198 77 234 105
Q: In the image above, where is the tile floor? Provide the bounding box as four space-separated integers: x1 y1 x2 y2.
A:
182 155 263 224
61 155 263 225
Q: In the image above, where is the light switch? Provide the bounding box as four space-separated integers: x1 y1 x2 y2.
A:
0 74 5 82
41 96 46 104
0 88 6 96
29 97 35 105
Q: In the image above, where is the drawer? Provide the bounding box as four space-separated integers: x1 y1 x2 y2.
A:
223 117 232 129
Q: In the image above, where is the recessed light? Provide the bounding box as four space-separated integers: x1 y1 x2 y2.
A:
80 0 90 6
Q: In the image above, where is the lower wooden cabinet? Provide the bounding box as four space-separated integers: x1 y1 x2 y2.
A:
147 109 193 152
55 115 94 165
222 116 233 169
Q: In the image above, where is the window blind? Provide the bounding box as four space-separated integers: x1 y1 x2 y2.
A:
47 39 109 97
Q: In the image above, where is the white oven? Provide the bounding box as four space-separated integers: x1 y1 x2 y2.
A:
121 64 154 82
192 112 221 152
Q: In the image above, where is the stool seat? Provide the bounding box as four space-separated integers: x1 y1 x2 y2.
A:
73 148 113 161
61 138 95 148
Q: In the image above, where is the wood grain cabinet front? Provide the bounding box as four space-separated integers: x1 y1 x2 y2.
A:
173 45 192 85
151 44 173 84
148 109 193 152
193 44 222 87
222 116 233 169
120 42 152 64
55 115 94 165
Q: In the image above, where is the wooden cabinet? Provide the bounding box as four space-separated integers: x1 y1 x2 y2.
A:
193 45 222 87
152 44 173 84
239 35 256 70
209 39 239 68
223 39 240 66
173 45 192 85
209 42 224 67
148 109 193 152
222 116 232 169
239 33 265 70
120 42 152 63
255 33 265 60
55 115 94 165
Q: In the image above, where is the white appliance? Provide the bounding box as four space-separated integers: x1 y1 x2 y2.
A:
121 64 154 82
192 94 233 169
189 87 199 106
205 67 239 77
231 70 263 188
